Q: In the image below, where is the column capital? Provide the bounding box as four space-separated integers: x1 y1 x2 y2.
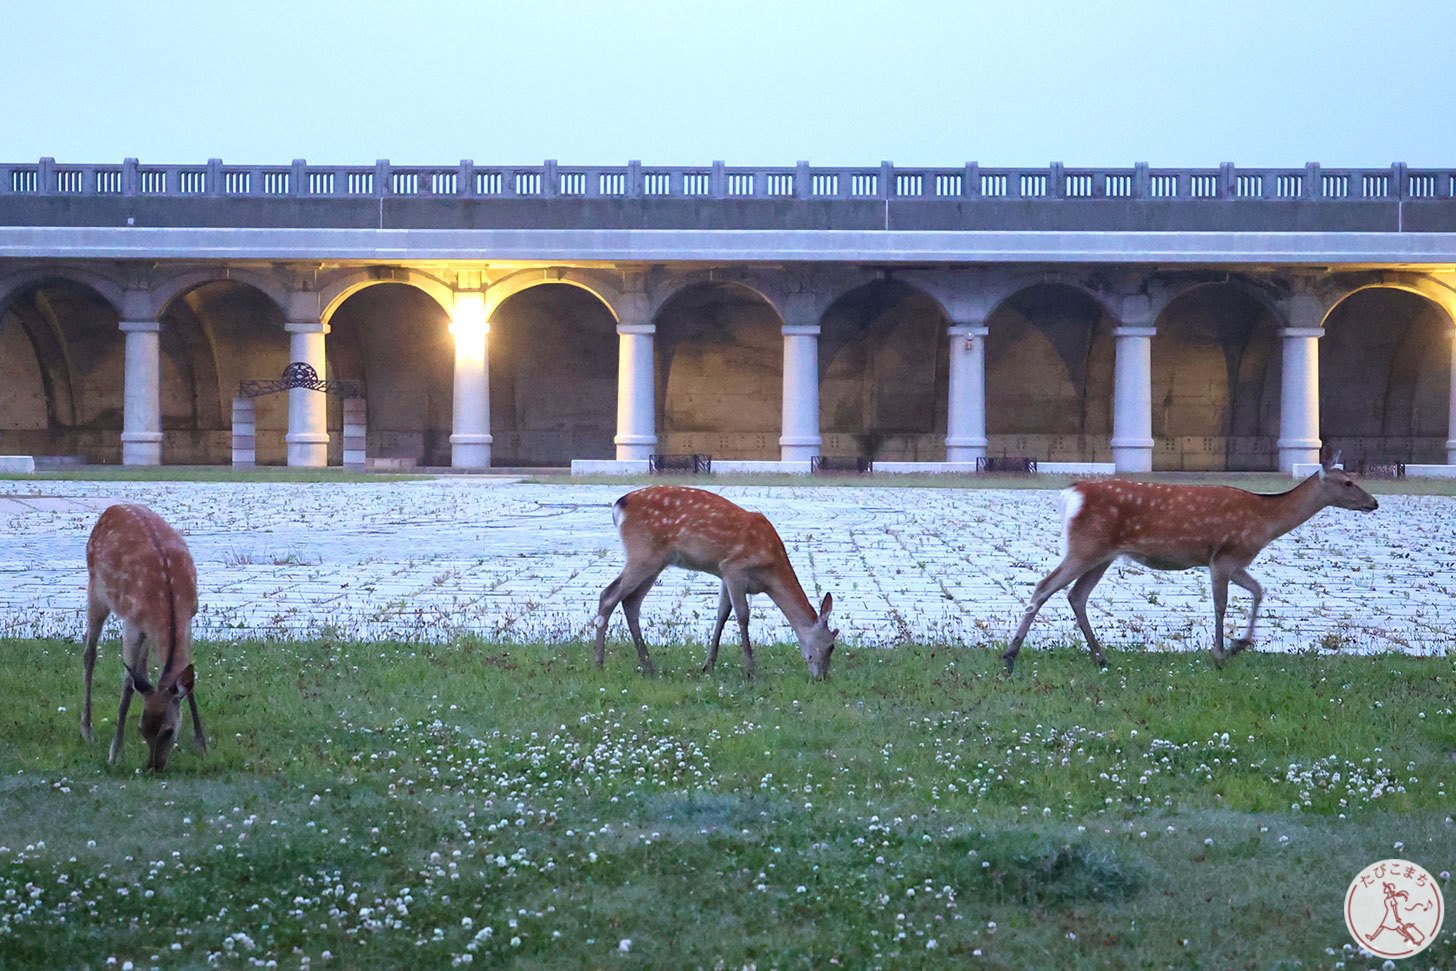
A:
285 319 329 335
948 324 989 339
617 322 656 336
1279 326 1324 339
118 320 160 334
782 324 821 337
1113 326 1157 339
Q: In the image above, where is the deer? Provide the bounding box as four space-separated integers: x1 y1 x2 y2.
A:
1002 451 1378 673
81 503 206 771
593 485 839 679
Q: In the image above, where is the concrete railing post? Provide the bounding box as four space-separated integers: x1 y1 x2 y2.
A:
284 320 329 467
780 323 822 461
343 397 367 471
231 396 256 467
946 323 989 463
1111 325 1156 472
119 320 163 466
614 322 657 461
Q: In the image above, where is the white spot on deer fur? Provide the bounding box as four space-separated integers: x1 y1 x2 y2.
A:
1059 488 1084 555
592 614 606 629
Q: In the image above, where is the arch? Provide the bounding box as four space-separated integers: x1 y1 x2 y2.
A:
653 280 785 459
982 271 1117 324
985 282 1116 462
1151 283 1282 470
150 267 290 321
317 267 455 323
327 282 453 466
647 269 788 323
1320 285 1452 464
1151 274 1287 328
1322 273 1456 329
0 265 126 319
488 283 619 465
818 278 950 460
485 268 626 323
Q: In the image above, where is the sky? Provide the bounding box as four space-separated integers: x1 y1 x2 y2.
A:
5 0 1455 169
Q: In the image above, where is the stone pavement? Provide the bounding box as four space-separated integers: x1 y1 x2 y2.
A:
0 478 1451 656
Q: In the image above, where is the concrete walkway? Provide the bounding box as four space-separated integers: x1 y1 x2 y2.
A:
0 478 1449 655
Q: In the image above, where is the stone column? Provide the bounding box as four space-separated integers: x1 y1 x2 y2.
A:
780 323 821 461
1277 327 1323 473
343 398 367 471
1111 326 1156 472
1447 332 1456 465
231 397 256 467
119 320 163 466
449 291 491 468
945 323 989 463
614 323 657 461
284 320 329 467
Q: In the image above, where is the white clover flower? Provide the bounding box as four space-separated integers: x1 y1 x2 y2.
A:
618 939 632 952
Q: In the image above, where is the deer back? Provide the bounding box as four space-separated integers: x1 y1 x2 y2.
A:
614 486 789 576
87 504 198 670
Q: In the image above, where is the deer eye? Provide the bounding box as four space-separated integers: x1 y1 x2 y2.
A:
1343 481 1354 488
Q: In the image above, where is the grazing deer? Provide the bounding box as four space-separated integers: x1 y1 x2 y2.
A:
1002 453 1378 672
82 503 205 770
593 485 838 679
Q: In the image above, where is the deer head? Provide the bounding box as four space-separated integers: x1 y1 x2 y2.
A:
1316 449 1378 512
128 664 196 772
799 593 839 680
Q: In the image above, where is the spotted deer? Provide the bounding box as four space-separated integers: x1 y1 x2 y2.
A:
594 485 838 679
1003 453 1378 672
82 503 205 770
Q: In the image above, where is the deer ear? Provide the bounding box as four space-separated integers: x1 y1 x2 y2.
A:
818 592 834 620
1316 464 1327 480
1332 449 1343 470
173 664 196 699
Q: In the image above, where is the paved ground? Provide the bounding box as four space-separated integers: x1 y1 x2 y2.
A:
1 479 1451 656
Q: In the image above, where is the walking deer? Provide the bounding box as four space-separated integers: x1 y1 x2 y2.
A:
82 503 205 770
594 485 838 679
1003 454 1378 672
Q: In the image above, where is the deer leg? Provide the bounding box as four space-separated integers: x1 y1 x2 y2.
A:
81 592 108 744
620 569 663 676
1228 567 1262 655
187 691 207 755
109 621 145 765
1002 557 1098 673
1209 562 1234 668
703 582 732 673
725 578 755 680
1066 559 1115 668
593 574 625 669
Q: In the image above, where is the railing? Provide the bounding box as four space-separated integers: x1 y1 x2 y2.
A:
2 158 1452 202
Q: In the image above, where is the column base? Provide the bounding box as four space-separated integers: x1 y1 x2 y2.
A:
614 434 657 462
286 432 329 469
945 437 988 464
451 433 493 469
779 435 821 463
1277 440 1321 475
120 432 163 467
1446 441 1456 465
1111 443 1153 473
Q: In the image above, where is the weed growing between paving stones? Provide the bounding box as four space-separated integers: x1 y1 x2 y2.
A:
1 637 1453 969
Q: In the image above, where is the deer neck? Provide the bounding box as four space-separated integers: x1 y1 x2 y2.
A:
762 568 819 640
1263 474 1332 541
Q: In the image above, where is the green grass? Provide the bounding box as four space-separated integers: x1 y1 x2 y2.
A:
0 467 430 483
2 637 1453 969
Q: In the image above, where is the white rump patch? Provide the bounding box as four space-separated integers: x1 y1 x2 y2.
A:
611 499 626 531
1059 487 1085 555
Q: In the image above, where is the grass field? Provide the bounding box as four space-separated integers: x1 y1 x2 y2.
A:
1 638 1452 969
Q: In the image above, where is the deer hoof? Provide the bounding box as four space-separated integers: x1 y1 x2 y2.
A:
194 737 209 756
1001 653 1017 675
1211 649 1228 670
80 724 93 744
1093 657 1108 670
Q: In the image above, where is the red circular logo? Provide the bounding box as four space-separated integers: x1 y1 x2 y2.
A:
1344 859 1444 959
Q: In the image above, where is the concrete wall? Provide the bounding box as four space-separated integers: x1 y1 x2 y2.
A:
1152 286 1280 470
656 284 782 459
820 281 949 460
328 283 453 466
986 284 1114 462
1322 288 1452 464
489 284 617 466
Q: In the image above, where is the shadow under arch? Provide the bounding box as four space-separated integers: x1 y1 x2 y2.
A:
985 283 1115 463
819 279 949 460
0 277 120 461
328 282 453 467
654 281 783 460
1321 286 1453 464
1151 283 1281 470
488 282 618 465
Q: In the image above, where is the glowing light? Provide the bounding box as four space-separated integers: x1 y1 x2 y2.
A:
449 292 489 340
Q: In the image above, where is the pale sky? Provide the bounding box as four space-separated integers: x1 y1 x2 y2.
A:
6 0 1455 169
